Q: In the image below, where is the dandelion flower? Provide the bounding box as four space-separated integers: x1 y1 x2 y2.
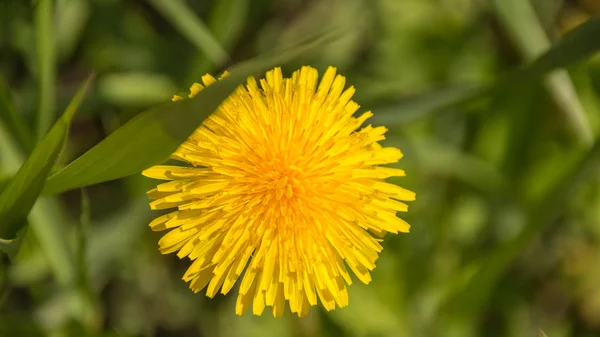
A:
142 66 415 317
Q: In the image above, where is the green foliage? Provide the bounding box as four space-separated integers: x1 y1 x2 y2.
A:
42 34 330 195
0 78 33 152
147 0 230 66
0 74 93 242
34 0 56 140
1 0 600 336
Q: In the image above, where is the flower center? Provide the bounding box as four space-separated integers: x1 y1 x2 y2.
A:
263 160 307 201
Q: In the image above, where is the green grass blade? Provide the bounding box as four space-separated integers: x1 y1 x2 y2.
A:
0 78 34 152
0 118 28 263
0 120 26 175
523 17 600 76
492 0 551 60
35 0 57 140
0 74 94 241
42 35 332 195
545 71 592 145
492 0 594 146
0 176 9 193
0 228 27 260
76 189 92 288
72 188 101 329
28 197 76 287
373 18 600 126
147 0 229 66
185 0 249 83
532 0 563 31
208 0 248 50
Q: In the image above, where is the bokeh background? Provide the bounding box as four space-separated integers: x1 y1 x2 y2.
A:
2 0 600 336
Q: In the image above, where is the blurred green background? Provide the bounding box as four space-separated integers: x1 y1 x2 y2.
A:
1 0 600 336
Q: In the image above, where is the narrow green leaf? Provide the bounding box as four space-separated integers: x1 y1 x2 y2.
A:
35 0 57 140
29 197 78 288
0 77 34 152
208 0 248 50
492 0 551 61
75 188 91 282
0 176 9 193
147 0 229 66
42 35 332 195
0 74 94 240
493 0 593 146
0 109 82 315
185 0 248 83
0 228 27 260
76 188 92 287
531 0 563 31
56 0 90 61
72 188 102 330
523 17 600 76
0 121 31 176
373 18 600 126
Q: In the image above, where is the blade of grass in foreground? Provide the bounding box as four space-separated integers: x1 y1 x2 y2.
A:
0 74 94 243
0 78 93 329
42 34 335 195
0 119 29 260
35 0 57 140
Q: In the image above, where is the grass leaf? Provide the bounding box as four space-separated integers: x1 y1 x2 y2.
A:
373 18 600 126
35 0 57 140
0 74 94 241
0 176 9 193
147 0 230 66
42 35 332 195
0 77 34 152
522 17 600 77
493 0 593 146
208 0 248 50
185 0 249 83
0 228 27 260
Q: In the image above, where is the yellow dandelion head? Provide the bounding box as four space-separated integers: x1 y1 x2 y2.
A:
142 66 415 318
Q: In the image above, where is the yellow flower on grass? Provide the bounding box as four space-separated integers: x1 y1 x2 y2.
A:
142 66 415 317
